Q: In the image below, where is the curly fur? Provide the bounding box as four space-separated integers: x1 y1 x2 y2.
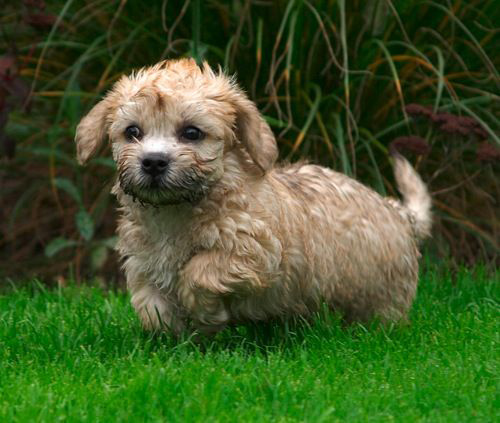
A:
75 58 432 335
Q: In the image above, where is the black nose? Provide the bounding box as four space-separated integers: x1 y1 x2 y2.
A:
141 153 170 177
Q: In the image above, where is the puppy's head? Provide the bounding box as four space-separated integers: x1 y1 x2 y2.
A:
75 59 277 205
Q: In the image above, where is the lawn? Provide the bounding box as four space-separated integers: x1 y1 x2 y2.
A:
0 264 498 422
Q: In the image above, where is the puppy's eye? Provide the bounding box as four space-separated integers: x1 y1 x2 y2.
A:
181 126 204 142
125 125 142 141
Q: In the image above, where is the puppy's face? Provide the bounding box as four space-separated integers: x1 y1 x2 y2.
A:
75 59 278 206
107 64 232 206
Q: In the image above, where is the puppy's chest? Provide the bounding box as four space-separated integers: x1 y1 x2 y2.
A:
118 210 197 290
142 233 193 289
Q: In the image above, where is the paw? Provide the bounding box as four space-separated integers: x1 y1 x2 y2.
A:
178 284 230 333
194 306 230 328
131 284 185 334
193 308 230 336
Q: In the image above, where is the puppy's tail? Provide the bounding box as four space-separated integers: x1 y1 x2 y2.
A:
392 153 432 241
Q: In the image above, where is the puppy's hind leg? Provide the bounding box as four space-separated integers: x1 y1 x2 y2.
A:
327 276 415 326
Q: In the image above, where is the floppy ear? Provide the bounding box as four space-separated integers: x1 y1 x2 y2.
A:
232 94 278 172
75 98 110 165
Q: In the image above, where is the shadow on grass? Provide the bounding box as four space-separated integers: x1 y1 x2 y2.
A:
140 308 407 358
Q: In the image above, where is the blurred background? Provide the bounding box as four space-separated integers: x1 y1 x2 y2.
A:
0 0 498 285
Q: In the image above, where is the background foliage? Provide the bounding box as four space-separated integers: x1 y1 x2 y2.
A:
1 0 498 283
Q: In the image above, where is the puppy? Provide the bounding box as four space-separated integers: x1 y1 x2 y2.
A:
75 58 431 335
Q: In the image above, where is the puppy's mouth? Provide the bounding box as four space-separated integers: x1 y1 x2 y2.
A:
118 170 210 206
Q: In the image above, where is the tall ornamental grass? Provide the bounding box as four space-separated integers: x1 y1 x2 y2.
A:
1 1 498 281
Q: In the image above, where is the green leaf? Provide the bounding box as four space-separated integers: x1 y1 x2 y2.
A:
54 178 82 206
90 245 108 270
101 236 118 249
89 157 116 169
75 210 94 241
45 237 78 258
263 115 288 128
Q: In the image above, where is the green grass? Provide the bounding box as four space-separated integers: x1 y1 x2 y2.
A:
0 264 498 422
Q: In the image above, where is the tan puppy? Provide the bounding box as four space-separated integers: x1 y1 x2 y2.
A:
75 59 431 335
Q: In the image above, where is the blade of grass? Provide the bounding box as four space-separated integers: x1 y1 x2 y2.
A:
358 129 388 195
191 0 202 63
29 0 76 101
288 84 321 159
333 113 352 176
266 0 296 119
251 17 264 98
337 0 355 169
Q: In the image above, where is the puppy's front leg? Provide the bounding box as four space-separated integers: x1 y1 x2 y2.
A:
129 280 186 335
177 251 232 335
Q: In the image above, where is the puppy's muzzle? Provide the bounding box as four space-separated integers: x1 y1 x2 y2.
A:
141 153 170 178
